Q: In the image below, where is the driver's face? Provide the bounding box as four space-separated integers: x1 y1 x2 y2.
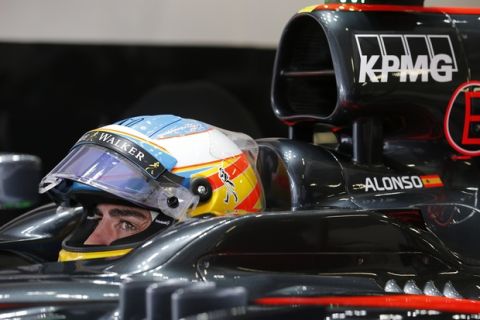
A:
84 203 152 246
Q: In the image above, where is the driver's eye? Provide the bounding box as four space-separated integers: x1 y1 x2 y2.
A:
119 221 136 232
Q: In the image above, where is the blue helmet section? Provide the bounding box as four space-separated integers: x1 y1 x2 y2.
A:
115 115 211 138
113 115 212 171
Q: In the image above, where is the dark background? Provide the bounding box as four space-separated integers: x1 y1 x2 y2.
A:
0 42 288 177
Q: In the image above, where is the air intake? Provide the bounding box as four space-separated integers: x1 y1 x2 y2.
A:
272 14 337 122
271 6 471 137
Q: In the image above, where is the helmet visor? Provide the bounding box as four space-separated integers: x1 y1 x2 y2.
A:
39 144 197 220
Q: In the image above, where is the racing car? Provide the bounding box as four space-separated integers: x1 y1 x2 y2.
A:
0 0 480 318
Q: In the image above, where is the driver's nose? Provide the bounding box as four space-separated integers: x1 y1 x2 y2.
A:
84 213 115 246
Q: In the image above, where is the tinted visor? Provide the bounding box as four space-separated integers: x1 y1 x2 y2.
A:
40 144 198 220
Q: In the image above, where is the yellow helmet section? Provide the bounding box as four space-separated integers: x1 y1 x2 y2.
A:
173 153 264 217
58 248 132 262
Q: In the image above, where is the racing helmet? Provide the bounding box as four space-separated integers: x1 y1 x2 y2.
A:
39 115 265 261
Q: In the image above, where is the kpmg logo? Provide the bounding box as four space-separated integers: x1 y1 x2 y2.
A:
355 34 458 83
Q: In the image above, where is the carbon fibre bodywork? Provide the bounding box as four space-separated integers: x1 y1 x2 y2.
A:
0 209 478 300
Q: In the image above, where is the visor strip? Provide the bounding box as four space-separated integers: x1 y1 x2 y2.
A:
75 130 167 179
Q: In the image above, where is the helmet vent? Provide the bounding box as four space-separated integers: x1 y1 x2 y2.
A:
191 178 213 203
